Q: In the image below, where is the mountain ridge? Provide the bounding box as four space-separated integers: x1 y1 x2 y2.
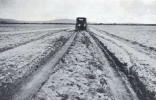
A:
0 18 75 24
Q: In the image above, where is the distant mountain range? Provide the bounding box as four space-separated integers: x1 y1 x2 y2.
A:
0 18 76 24
0 18 21 23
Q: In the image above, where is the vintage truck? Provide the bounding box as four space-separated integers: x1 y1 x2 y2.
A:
75 17 87 31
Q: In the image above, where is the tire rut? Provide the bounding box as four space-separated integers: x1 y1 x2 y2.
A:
89 30 156 100
88 31 139 100
10 31 77 100
33 31 138 100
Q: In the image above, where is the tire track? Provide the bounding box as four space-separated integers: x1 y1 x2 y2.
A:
0 31 73 100
33 31 138 100
89 29 156 100
88 31 139 100
0 29 71 53
12 31 77 100
89 29 156 77
33 31 115 100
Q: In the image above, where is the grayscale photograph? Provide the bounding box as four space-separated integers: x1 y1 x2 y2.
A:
0 0 156 100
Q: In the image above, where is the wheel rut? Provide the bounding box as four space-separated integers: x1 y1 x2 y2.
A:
32 31 139 100
11 31 77 100
88 31 139 100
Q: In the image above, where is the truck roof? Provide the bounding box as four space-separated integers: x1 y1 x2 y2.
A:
77 17 86 19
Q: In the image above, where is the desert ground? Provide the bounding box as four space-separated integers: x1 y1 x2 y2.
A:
0 24 156 100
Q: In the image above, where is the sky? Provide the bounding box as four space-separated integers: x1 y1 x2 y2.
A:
0 0 156 23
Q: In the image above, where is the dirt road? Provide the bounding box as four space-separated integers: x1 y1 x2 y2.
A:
31 31 139 100
10 30 140 100
1 28 155 100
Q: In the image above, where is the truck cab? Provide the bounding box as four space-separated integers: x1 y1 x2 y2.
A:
75 17 87 31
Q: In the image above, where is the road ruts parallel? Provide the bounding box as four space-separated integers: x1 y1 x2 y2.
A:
12 31 77 100
32 31 139 100
3 30 141 100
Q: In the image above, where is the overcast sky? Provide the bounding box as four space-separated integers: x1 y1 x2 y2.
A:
0 0 156 23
